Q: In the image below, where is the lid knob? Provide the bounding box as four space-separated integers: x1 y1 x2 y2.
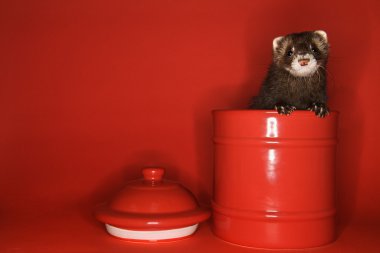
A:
142 167 165 184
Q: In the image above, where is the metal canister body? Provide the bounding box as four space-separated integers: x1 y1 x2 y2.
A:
212 110 338 249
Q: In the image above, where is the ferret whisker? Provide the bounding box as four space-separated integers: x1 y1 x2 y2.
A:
318 65 332 78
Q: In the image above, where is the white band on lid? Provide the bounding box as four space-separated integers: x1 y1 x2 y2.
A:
105 224 198 241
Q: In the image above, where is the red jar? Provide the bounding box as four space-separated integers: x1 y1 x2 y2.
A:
212 110 338 249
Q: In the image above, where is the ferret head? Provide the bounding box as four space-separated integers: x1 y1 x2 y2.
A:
272 30 329 77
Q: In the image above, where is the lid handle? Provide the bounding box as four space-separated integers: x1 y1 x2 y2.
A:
142 167 165 185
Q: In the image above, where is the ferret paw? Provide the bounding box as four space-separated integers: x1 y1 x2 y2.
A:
274 104 296 116
308 103 329 118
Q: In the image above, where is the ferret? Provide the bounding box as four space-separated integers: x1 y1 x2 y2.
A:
249 30 330 117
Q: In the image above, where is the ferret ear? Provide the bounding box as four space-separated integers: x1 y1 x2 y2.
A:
315 30 328 42
273 36 284 51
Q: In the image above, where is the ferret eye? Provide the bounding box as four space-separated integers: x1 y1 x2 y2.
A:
287 50 293 57
311 46 318 53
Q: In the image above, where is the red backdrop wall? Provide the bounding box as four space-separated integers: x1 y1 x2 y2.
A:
1 0 379 228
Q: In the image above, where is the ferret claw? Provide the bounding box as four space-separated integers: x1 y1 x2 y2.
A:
275 104 296 115
308 102 329 118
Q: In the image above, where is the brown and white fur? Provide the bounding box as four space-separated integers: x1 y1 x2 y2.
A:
250 30 330 117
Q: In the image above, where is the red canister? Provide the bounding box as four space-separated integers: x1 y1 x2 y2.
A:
212 110 338 249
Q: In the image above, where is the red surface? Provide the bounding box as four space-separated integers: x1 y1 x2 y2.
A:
213 111 338 248
1 0 380 252
1 214 380 253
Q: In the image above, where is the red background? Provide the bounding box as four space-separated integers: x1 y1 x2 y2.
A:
1 0 380 252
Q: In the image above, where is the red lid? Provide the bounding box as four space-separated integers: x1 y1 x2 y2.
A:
95 168 210 230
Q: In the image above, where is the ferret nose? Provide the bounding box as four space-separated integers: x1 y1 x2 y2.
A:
298 58 310 66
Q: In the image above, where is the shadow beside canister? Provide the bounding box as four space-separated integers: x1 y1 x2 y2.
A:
212 110 338 249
